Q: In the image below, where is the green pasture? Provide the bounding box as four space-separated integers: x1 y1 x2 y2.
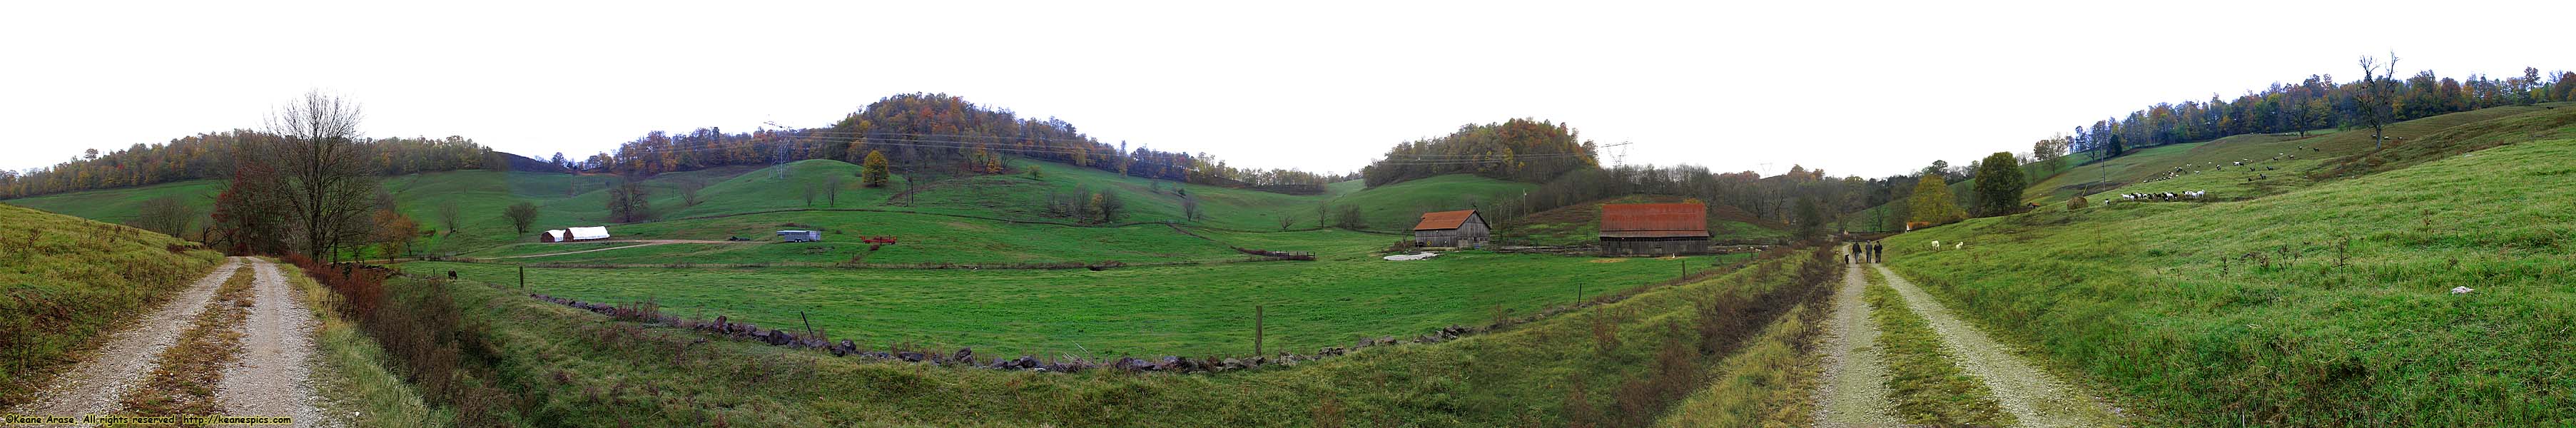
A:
407 251 1745 358
1880 136 2576 426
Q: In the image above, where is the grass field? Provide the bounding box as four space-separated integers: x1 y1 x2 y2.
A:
0 204 225 405
369 245 1827 426
467 210 1247 265
1879 136 2576 426
407 250 1748 358
1322 174 1537 232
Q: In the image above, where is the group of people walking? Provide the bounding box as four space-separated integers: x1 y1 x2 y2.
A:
1846 240 1882 264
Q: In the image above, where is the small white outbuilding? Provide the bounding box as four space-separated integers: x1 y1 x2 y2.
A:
539 226 614 243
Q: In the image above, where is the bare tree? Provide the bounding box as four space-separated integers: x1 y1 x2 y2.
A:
502 201 539 234
2357 52 2401 150
1180 195 1202 221
433 203 461 233
826 175 843 207
680 182 704 207
130 195 198 238
268 90 381 260
607 179 653 223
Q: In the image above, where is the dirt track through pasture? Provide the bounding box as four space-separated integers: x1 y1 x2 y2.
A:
1872 264 2122 427
1810 260 1900 427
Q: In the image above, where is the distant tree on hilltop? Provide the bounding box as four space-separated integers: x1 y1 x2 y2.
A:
1359 118 1600 187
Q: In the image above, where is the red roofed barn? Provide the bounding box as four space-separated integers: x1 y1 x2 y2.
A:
1598 203 1711 255
1411 209 1491 248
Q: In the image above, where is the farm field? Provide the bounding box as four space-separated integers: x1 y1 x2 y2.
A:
472 210 1252 265
366 245 1825 427
406 250 1750 358
1321 174 1538 231
1878 136 2576 425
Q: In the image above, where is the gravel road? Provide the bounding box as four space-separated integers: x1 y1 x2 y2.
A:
1872 265 2121 427
215 258 329 427
7 258 243 419
1810 261 1901 427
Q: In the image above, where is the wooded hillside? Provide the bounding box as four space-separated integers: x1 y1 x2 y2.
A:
1359 118 1599 187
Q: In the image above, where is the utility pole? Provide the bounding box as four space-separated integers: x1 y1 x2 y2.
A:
1253 305 1265 356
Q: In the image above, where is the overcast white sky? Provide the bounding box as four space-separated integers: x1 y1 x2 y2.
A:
5 1 2570 178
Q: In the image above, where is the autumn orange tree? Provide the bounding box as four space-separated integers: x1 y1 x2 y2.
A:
1359 118 1600 187
371 208 418 263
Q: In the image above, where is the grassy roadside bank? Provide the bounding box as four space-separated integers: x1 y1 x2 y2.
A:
279 261 444 427
0 204 225 405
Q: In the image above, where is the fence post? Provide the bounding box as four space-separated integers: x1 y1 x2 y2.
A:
518 265 526 289
1254 305 1264 356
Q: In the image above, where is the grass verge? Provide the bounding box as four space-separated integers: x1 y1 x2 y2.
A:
1649 302 1825 427
280 261 445 427
116 265 253 418
1863 266 2012 426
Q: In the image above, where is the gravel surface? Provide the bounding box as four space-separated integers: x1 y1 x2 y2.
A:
1810 261 1902 427
1873 265 2122 427
6 258 244 420
215 259 331 427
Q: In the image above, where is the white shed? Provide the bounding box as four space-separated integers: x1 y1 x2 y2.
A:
540 226 612 243
567 226 612 240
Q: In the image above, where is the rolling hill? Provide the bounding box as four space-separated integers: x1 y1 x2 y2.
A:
1319 174 1537 232
1855 102 2576 230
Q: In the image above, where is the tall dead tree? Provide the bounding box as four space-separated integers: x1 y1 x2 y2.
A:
2356 52 2401 150
269 90 382 260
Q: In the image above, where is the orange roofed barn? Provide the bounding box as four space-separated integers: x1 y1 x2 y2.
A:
1598 203 1710 256
1411 210 1491 248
